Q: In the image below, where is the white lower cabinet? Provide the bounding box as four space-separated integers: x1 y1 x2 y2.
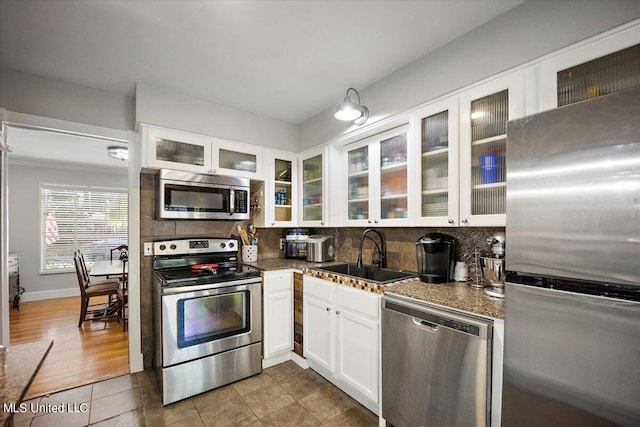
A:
303 276 381 415
263 271 294 367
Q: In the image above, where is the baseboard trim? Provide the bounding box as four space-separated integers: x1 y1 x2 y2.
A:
20 288 79 302
291 352 308 369
262 352 291 369
129 352 144 373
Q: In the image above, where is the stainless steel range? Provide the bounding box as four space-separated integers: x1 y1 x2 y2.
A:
152 238 262 405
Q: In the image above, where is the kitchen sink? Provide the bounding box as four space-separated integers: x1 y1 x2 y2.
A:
314 263 416 284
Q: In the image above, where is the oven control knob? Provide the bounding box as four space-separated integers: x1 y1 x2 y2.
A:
170 244 177 250
228 242 235 249
159 244 166 251
220 242 226 249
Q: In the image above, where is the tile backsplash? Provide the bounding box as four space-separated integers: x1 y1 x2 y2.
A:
256 226 505 272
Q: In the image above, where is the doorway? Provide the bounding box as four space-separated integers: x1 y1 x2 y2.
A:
4 123 130 398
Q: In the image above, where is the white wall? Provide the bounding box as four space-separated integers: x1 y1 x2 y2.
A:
0 68 135 131
135 82 299 152
299 1 640 150
8 161 128 301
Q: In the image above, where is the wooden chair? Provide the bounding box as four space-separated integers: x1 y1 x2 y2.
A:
117 258 128 331
74 252 119 328
78 250 120 287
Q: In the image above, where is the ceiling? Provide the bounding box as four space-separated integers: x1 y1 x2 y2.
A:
6 126 129 170
0 0 523 126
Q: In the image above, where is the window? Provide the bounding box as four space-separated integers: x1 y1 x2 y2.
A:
40 183 128 273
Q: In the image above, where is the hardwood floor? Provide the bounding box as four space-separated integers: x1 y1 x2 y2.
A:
9 296 129 400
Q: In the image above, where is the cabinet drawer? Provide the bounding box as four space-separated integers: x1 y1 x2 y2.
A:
304 276 333 303
263 271 293 293
336 285 379 320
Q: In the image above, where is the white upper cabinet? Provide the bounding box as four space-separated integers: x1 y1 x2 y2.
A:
142 125 264 179
411 97 460 227
212 138 263 179
537 23 640 112
459 72 525 227
265 150 298 227
299 145 330 227
343 125 410 227
144 125 213 173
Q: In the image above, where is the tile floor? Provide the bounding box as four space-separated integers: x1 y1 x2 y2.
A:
12 361 379 426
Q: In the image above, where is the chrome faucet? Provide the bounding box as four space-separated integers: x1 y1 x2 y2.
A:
356 228 387 269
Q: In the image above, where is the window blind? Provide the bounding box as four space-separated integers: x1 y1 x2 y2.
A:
40 183 128 273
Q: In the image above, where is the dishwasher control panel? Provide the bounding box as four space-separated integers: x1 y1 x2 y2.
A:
384 300 489 338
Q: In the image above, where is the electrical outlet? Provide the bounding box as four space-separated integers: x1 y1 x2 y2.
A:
279 238 285 250
144 242 153 256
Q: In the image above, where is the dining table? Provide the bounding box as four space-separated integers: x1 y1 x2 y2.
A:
89 259 127 277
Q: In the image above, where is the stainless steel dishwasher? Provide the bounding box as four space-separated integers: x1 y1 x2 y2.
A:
382 294 493 427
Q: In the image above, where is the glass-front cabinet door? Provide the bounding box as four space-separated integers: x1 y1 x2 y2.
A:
345 125 409 226
300 146 327 226
144 126 212 173
412 97 459 226
538 25 640 112
253 149 298 227
378 130 409 224
213 138 263 179
459 72 524 226
270 152 297 226
556 43 639 107
347 145 370 222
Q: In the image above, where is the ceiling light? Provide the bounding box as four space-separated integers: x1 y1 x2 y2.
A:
335 88 369 126
107 146 128 161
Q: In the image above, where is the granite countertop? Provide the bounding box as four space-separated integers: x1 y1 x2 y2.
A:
248 258 504 320
384 279 504 320
0 339 53 427
243 258 341 272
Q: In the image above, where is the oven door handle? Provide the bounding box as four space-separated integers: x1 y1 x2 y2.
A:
161 277 261 295
228 187 235 216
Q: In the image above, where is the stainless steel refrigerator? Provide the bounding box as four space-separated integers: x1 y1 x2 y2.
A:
503 86 640 427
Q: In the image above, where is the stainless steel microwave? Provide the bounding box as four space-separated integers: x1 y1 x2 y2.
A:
157 169 250 220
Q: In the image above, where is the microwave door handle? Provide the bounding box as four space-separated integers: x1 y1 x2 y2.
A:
228 187 235 216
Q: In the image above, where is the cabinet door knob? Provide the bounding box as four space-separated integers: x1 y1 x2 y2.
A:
374 220 379 224
448 219 454 224
368 220 372 224
326 307 331 311
335 310 340 315
212 169 217 174
320 221 324 226
271 222 275 226
461 218 468 223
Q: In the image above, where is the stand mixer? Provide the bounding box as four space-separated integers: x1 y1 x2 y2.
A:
480 232 506 298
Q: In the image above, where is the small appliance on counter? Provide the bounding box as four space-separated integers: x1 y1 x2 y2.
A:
307 234 334 262
480 232 506 298
416 233 456 283
285 228 309 259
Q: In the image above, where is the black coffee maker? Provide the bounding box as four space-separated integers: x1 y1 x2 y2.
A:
416 233 456 283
